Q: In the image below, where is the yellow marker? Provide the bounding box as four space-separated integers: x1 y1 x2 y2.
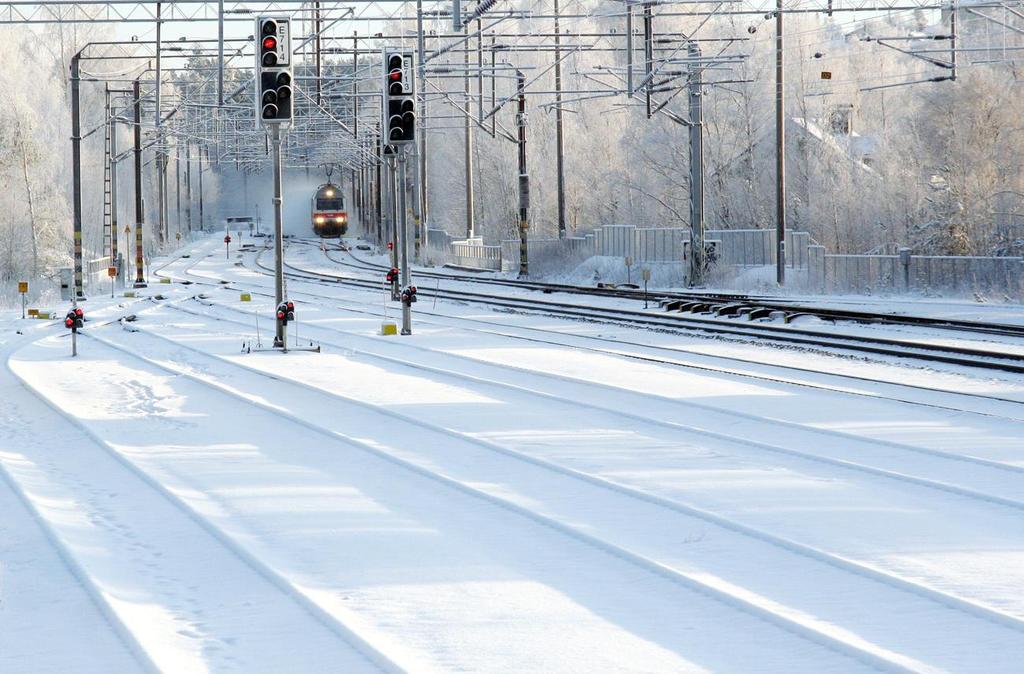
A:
35 312 51 319
240 293 252 302
380 321 398 336
123 291 136 298
160 278 171 284
18 282 28 293
27 308 38 317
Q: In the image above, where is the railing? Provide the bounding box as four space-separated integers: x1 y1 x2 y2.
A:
450 239 502 271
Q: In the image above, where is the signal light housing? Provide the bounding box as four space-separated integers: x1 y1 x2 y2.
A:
65 307 84 331
401 286 417 305
276 300 294 325
256 16 293 126
382 49 415 149
386 267 399 283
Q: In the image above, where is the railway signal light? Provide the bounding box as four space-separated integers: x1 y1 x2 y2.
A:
64 307 84 331
386 267 399 283
387 242 394 250
401 286 417 305
256 16 293 125
276 301 295 325
382 49 415 148
276 301 288 325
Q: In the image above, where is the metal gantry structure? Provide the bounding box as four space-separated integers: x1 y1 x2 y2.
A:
10 0 1024 301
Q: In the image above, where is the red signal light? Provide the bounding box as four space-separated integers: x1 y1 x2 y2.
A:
263 36 277 50
389 70 402 81
286 302 294 311
387 242 394 250
277 310 285 320
74 308 83 317
64 317 74 328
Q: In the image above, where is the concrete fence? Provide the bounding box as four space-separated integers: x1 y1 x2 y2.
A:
427 224 1024 299
809 246 1024 298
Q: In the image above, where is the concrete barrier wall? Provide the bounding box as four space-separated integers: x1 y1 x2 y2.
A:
819 252 1024 299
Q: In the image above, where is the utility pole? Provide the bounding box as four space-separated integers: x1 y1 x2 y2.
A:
198 146 205 231
775 0 786 285
185 141 193 232
554 0 567 239
156 2 167 246
314 1 323 107
516 70 529 278
688 41 705 287
70 51 86 300
109 98 118 268
175 142 181 230
217 0 225 105
271 125 286 349
416 1 429 251
133 77 146 287
464 26 475 238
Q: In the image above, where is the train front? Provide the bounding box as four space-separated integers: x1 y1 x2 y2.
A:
311 183 348 237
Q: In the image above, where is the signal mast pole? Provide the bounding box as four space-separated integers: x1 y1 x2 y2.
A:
272 124 286 349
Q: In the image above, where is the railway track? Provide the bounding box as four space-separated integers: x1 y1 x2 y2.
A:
77 319 888 673
245 241 1024 375
97 299 1024 673
168 297 1024 508
317 239 1024 340
159 243 1024 420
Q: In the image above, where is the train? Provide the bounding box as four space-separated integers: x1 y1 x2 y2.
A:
311 182 348 237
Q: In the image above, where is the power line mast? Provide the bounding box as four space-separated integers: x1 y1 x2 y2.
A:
688 42 705 287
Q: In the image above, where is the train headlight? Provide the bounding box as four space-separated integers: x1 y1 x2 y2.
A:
325 189 335 197
314 216 326 224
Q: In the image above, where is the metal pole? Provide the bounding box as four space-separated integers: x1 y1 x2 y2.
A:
516 70 529 278
688 42 705 287
217 0 224 106
185 142 193 232
626 5 634 95
314 1 323 107
399 151 412 335
175 142 181 230
643 3 653 118
271 125 286 350
157 154 166 246
464 26 475 238
417 0 428 253
198 146 205 231
70 52 86 300
110 100 119 266
155 1 166 246
554 0 567 239
950 0 958 81
775 0 786 285
133 77 146 286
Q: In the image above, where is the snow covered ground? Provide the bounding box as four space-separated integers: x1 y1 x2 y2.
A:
3 233 1024 673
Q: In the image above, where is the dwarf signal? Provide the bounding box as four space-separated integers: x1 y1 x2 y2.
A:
401 286 417 305
276 300 295 325
256 17 294 125
386 267 399 283
64 307 84 331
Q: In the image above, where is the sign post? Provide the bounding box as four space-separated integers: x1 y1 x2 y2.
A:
18 282 27 318
625 256 633 285
641 268 652 308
